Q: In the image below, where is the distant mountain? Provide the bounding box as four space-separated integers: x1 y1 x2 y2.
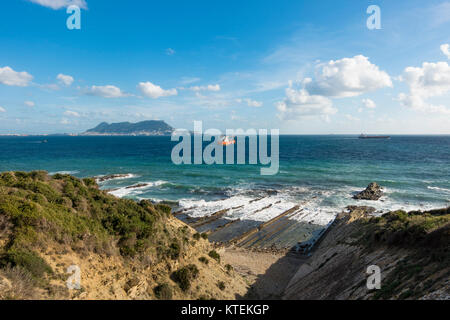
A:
83 120 174 136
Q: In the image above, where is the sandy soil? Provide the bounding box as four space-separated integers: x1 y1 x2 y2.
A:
221 246 307 299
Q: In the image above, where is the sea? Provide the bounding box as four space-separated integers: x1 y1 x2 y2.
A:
0 135 449 229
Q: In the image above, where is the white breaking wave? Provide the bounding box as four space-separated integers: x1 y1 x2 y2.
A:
177 183 448 227
96 173 138 183
49 170 79 175
108 180 167 197
427 186 450 194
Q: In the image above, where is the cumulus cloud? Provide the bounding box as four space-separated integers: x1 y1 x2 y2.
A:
28 0 87 10
189 84 221 92
243 98 263 107
276 85 336 121
397 61 450 114
304 55 392 98
0 66 33 87
0 106 5 113
441 44 450 59
24 101 35 107
57 73 74 86
86 85 127 98
362 98 376 109
64 110 80 117
138 81 178 99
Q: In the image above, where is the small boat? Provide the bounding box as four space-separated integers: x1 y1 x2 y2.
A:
218 135 236 146
358 134 390 139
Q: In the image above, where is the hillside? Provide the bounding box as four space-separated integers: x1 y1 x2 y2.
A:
283 206 450 300
83 120 174 136
0 171 247 300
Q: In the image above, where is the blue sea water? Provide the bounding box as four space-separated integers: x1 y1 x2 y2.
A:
0 135 449 226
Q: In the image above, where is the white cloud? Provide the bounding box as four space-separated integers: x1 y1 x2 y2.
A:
64 110 80 117
398 61 450 114
276 86 337 121
57 73 74 86
345 114 360 121
60 118 70 125
189 84 221 92
180 77 200 85
24 101 35 107
362 98 376 109
244 98 263 107
166 48 176 56
0 106 5 113
28 0 87 10
138 81 178 99
304 55 392 98
441 44 450 59
0 66 33 87
87 85 127 98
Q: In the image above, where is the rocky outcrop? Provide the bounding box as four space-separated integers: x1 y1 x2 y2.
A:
353 182 383 200
283 206 450 300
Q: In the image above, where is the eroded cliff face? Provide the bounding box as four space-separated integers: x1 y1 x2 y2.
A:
283 206 450 300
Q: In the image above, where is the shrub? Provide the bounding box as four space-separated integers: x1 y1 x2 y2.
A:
153 283 173 300
171 264 199 291
201 233 208 240
198 257 209 265
208 250 220 262
168 241 181 260
193 233 201 240
0 249 52 278
225 264 233 272
217 281 226 291
155 204 171 216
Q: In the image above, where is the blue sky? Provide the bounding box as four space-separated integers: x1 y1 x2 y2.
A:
1 0 450 134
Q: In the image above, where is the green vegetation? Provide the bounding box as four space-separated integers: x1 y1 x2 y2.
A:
200 233 208 240
356 209 450 249
225 264 233 272
198 256 209 265
0 171 190 293
217 281 226 291
171 264 199 291
153 283 173 300
208 250 220 262
193 233 201 240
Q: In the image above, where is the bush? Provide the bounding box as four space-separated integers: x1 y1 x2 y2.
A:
201 233 208 240
171 264 199 291
153 283 172 300
198 257 209 265
217 281 226 291
155 204 171 216
193 233 201 240
208 250 220 262
225 264 233 272
168 241 181 260
0 249 52 278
